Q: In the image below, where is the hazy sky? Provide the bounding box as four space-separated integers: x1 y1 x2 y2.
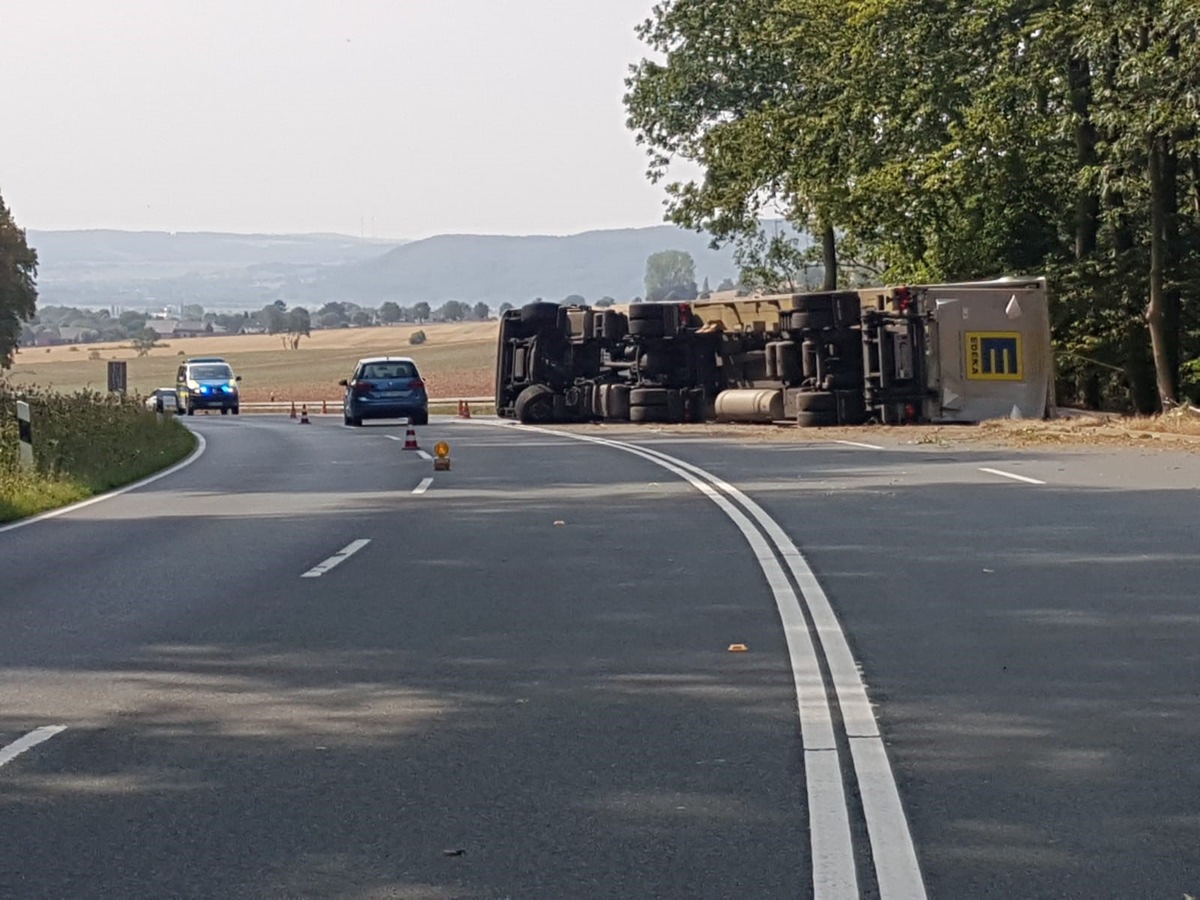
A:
1 0 693 239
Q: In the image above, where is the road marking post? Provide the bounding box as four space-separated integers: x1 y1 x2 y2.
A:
15 400 33 470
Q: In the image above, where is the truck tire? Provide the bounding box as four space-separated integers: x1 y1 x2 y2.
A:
514 384 556 423
630 387 669 408
520 301 559 324
630 404 669 423
606 384 631 420
794 391 836 413
628 303 665 320
796 409 837 427
629 317 666 338
790 308 835 331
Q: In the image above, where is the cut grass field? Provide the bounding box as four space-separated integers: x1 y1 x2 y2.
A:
6 321 499 402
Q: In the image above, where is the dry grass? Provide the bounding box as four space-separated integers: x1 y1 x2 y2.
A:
6 321 498 401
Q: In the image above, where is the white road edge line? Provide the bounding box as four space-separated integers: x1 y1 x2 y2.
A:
385 435 402 441
412 478 434 495
979 466 1045 485
484 421 926 899
300 538 371 578
0 725 68 769
0 432 208 536
833 439 886 450
416 450 432 460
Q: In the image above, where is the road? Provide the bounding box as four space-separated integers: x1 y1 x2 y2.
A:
1 414 1198 899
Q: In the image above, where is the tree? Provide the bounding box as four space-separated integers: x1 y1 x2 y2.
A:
132 327 158 357
261 304 289 334
379 301 402 324
472 302 490 320
0 192 38 368
286 307 311 349
351 309 374 327
595 297 615 308
437 300 467 321
182 303 204 320
563 294 586 305
644 250 698 302
498 302 514 315
412 301 431 322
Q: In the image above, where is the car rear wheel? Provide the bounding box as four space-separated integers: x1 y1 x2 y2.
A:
413 410 429 426
221 407 229 415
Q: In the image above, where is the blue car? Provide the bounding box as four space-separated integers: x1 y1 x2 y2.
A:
340 356 429 426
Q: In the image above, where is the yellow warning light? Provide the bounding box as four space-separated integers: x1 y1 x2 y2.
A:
434 441 450 458
727 643 749 652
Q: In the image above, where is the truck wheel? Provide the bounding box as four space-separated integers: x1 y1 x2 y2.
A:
515 384 556 423
790 308 835 331
606 384 631 420
628 303 665 320
794 391 836 413
520 302 560 324
796 410 837 427
630 387 669 407
629 318 666 338
630 404 669 423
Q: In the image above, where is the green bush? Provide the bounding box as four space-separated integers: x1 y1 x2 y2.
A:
0 383 196 522
409 330 427 345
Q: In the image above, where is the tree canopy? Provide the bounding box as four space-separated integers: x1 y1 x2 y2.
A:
625 0 1200 410
645 250 698 302
0 192 38 368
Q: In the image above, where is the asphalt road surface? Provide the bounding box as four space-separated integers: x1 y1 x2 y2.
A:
2 414 1198 899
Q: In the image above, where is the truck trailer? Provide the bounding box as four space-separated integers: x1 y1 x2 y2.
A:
494 277 1054 427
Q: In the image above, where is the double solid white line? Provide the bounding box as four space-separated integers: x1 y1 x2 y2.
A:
497 422 926 899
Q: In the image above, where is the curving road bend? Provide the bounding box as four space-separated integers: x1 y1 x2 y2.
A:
1 414 1198 898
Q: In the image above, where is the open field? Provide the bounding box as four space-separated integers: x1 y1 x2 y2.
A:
4 321 498 401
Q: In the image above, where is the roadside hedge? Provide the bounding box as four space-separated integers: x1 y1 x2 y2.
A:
0 383 195 522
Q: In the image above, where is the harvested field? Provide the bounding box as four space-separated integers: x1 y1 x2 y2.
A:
4 322 497 401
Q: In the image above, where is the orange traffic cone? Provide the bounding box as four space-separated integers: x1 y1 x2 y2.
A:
403 423 419 450
299 404 310 424
289 401 297 419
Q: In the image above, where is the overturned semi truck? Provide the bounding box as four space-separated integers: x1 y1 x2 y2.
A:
495 277 1054 426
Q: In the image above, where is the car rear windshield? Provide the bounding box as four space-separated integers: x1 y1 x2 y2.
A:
359 362 417 380
191 365 233 379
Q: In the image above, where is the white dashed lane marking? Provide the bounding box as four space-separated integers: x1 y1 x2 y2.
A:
301 539 371 578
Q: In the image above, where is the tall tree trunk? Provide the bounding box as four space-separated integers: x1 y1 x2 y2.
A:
820 220 837 290
1147 135 1178 408
1068 56 1099 259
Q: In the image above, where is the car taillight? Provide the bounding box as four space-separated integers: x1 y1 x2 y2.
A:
409 379 425 391
896 287 912 313
353 381 374 395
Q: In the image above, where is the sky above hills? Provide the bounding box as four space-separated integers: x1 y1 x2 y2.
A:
1 1 697 240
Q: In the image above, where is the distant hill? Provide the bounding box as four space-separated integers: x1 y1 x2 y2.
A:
27 224 797 312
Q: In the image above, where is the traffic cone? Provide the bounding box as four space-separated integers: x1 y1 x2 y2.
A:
458 400 471 419
289 401 297 419
299 404 310 424
402 423 419 450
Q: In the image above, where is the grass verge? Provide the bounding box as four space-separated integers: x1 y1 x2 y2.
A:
1 384 197 523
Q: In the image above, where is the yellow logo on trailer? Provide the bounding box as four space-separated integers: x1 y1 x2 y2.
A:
966 332 1023 381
